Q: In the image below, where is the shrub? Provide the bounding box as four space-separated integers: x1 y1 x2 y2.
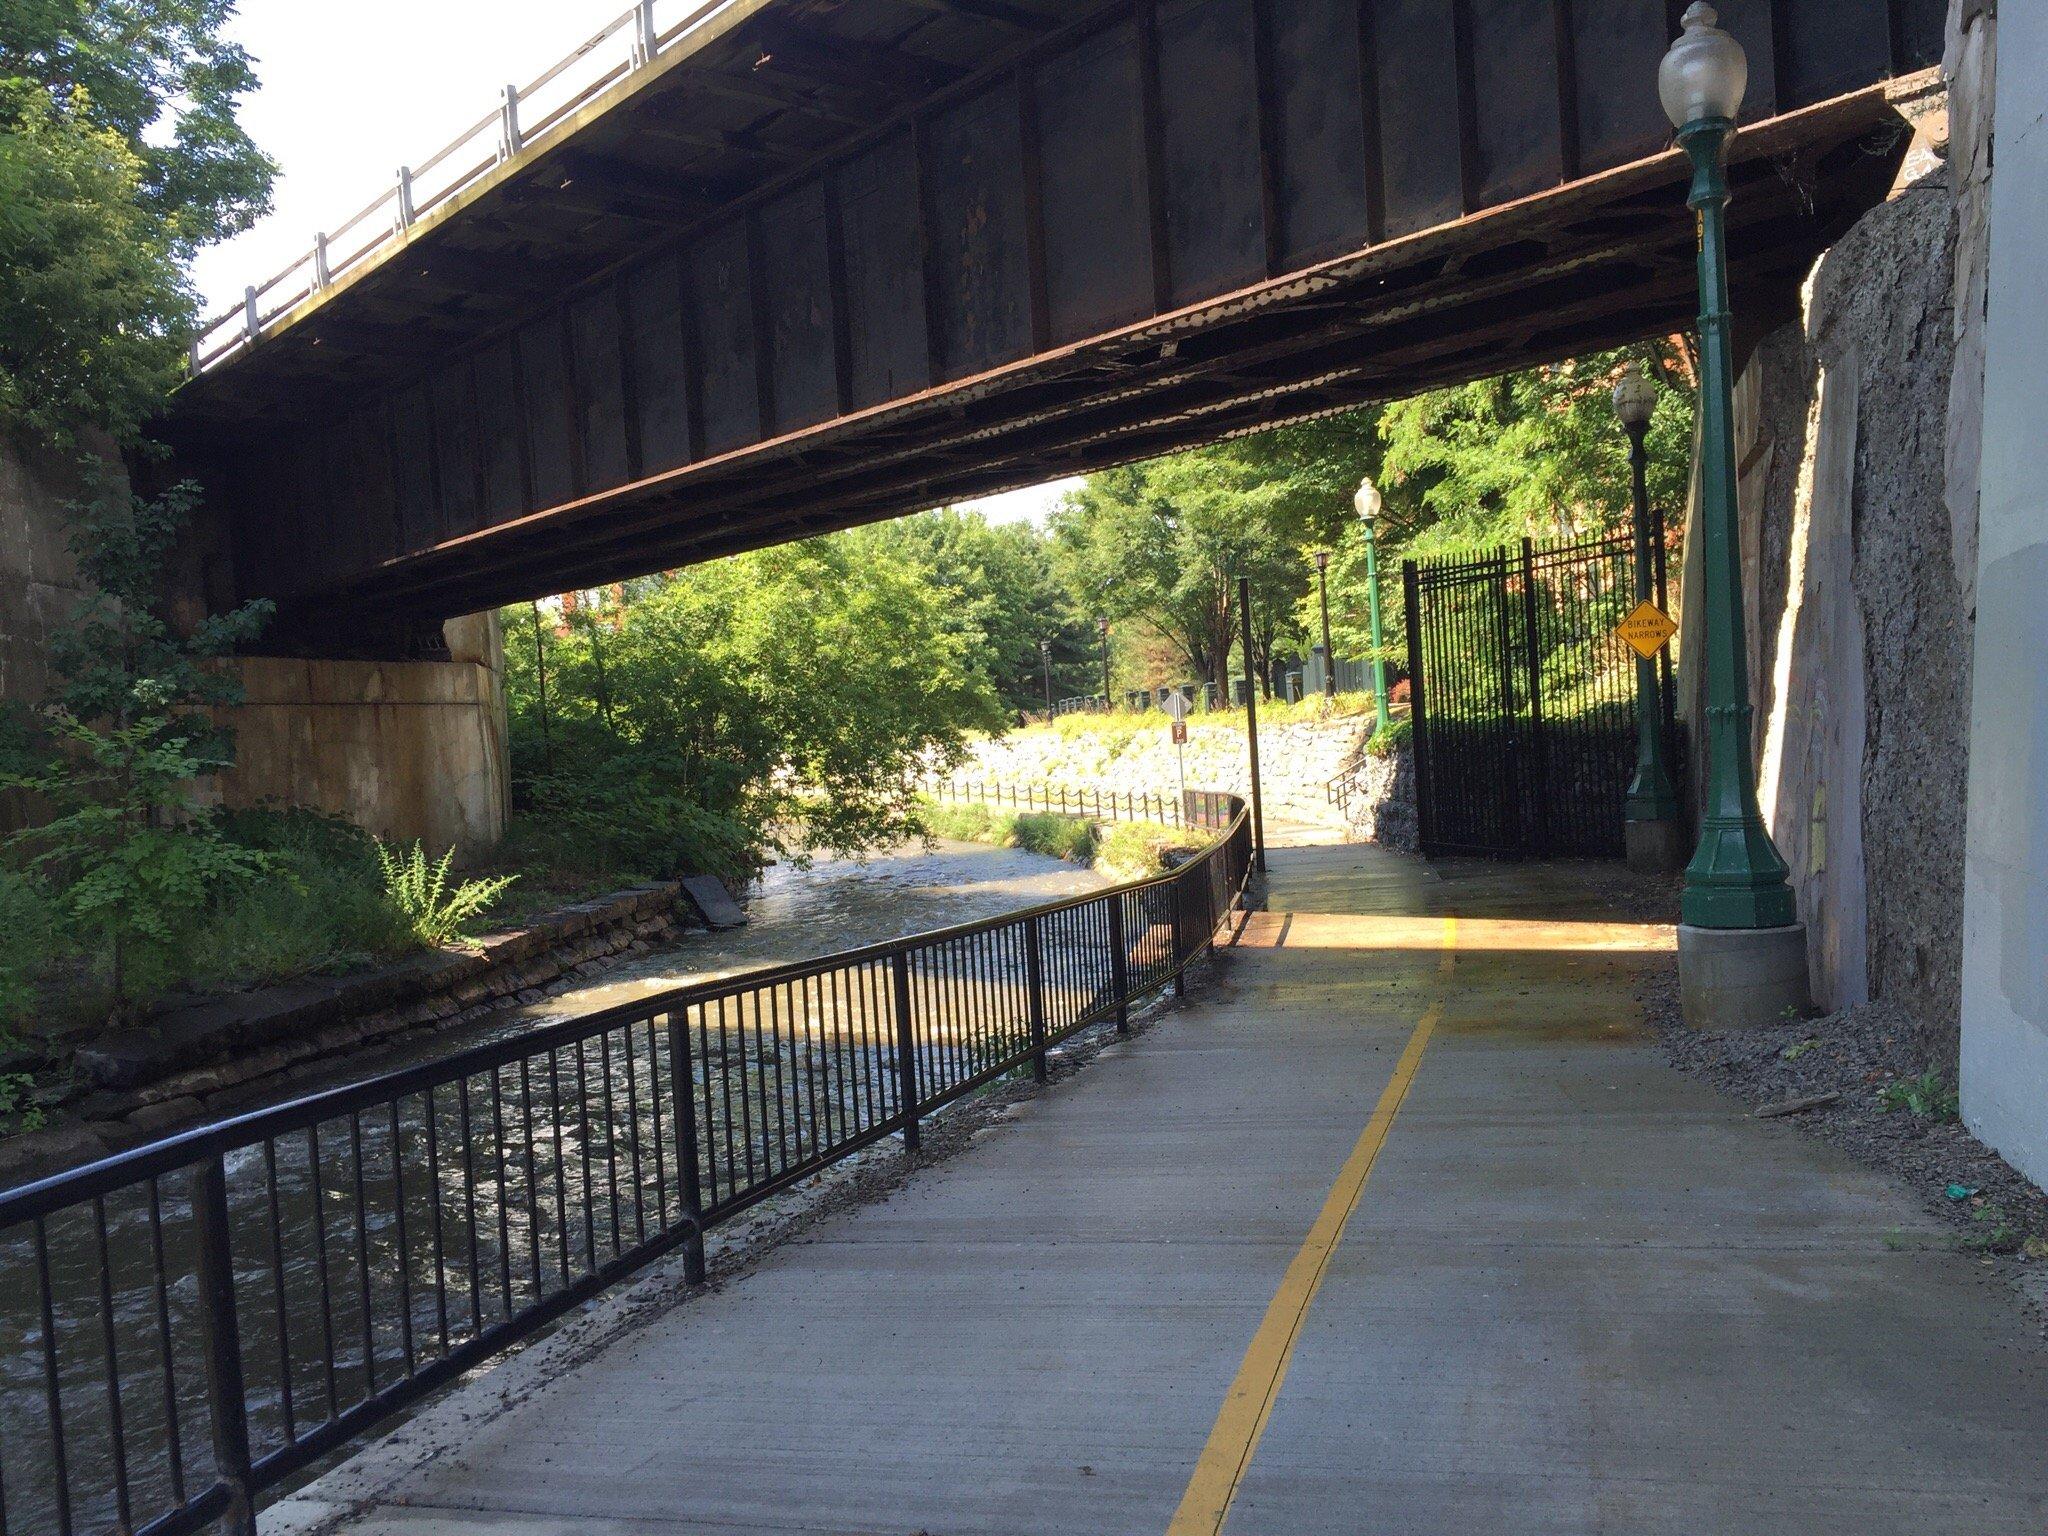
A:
508 745 755 885
179 808 414 989
1366 715 1414 757
0 867 58 1032
1094 821 1195 881
376 841 517 948
1008 813 1098 863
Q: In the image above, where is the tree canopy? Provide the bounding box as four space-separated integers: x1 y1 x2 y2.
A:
1 0 274 440
1051 343 1696 686
501 527 1008 878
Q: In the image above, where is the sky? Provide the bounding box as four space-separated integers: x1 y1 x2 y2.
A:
191 0 1082 526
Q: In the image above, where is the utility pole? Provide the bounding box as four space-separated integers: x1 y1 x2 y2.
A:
1238 576 1268 872
529 600 553 773
1613 366 1682 872
1315 550 1336 698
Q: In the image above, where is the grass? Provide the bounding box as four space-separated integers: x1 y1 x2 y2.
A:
1030 690 1384 740
1094 820 1196 881
920 802 1098 863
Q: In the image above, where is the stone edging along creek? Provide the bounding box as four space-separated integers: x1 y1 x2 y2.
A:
0 878 746 1189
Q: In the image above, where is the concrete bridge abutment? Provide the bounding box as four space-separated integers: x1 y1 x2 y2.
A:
0 436 511 858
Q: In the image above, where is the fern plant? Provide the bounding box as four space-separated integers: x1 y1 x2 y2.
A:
375 841 516 948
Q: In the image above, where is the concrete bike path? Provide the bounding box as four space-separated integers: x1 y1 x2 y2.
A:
278 844 2048 1535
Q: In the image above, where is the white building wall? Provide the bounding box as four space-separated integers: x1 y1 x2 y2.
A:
1957 1 2048 1183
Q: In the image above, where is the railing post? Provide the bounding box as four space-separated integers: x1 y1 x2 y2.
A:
633 0 659 65
891 952 920 1153
1169 876 1188 998
666 1010 707 1284
193 1157 257 1536
1107 894 1130 1034
395 165 417 230
1025 916 1049 1084
312 231 332 291
499 83 524 159
241 285 260 342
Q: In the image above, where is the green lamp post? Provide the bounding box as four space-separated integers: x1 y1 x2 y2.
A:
1613 365 1684 872
1352 476 1391 738
1660 3 1808 1025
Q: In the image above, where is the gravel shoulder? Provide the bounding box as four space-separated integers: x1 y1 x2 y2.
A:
1637 960 2048 1288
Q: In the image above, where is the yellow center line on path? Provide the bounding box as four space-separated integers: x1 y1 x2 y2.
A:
1166 913 1459 1536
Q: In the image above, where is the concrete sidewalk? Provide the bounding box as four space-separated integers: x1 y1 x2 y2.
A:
281 844 2048 1535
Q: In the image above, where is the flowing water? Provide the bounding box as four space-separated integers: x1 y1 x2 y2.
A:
0 838 1108 1536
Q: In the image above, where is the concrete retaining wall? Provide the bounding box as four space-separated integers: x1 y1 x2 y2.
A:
1956 0 2048 1190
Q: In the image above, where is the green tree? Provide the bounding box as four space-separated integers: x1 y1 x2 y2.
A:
1376 341 1694 557
2 471 273 1015
1050 440 1342 698
857 509 1092 713
502 529 1006 878
1 0 274 440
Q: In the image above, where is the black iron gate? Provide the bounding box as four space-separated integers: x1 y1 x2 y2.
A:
1401 529 1676 859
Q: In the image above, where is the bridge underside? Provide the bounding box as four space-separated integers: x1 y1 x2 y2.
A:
160 0 1935 639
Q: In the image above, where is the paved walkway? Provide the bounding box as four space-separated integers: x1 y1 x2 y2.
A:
281 844 2048 1534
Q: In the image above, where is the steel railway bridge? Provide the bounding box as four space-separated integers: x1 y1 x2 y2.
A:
159 0 1939 645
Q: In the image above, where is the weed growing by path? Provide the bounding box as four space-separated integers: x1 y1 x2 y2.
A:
377 841 518 948
1879 1070 1960 1121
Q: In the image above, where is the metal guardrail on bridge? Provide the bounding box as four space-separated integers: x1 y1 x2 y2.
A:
189 0 743 376
0 794 1252 1536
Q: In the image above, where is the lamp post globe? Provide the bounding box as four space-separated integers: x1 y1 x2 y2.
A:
1659 3 1747 131
1658 3 1808 1024
1353 477 1390 735
1352 476 1382 524
1611 364 1658 430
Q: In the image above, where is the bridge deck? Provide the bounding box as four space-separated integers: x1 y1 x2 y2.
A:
276 845 2048 1534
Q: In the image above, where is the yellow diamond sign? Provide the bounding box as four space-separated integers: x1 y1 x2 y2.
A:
1614 600 1677 660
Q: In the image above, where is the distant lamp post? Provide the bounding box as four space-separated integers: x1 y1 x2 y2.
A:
1040 637 1054 715
1097 616 1112 711
1613 366 1682 873
1659 4 1808 1026
1314 550 1337 699
1352 477 1391 737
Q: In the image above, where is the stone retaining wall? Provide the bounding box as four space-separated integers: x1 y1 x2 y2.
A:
954 715 1369 834
1344 744 1418 852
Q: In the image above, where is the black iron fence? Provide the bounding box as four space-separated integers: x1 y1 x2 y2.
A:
1402 530 1678 858
0 797 1253 1536
920 776 1192 829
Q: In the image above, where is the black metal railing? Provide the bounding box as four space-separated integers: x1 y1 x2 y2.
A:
920 776 1194 829
0 795 1252 1536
